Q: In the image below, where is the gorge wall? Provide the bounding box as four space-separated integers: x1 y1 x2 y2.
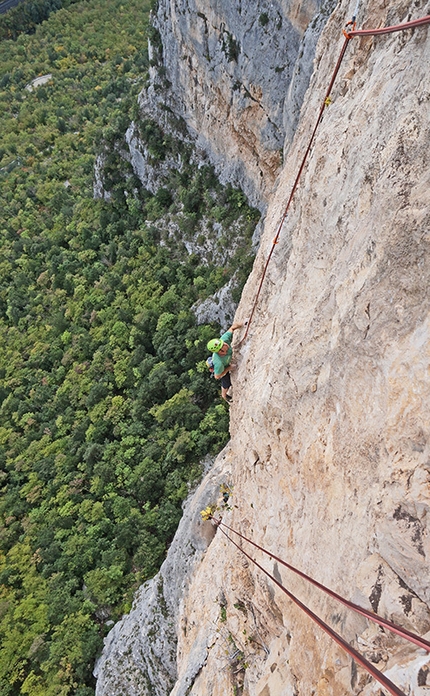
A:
95 0 430 694
136 0 336 209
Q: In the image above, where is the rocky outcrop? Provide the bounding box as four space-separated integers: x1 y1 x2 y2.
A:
184 0 430 691
191 274 238 327
124 121 185 195
136 0 335 210
95 0 430 693
94 454 224 695
93 154 112 201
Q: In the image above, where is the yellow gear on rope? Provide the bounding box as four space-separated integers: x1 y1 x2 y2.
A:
200 506 215 521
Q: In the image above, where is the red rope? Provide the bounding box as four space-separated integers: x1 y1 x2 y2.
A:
346 14 430 37
241 33 351 343
241 12 430 343
216 523 408 696
216 518 430 653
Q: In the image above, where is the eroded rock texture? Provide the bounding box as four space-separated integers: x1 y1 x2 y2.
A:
139 0 334 208
95 0 430 693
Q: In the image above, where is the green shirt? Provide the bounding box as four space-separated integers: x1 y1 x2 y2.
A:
212 331 233 377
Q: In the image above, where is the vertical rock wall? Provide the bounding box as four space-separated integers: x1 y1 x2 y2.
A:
144 0 335 208
178 0 430 692
95 0 430 693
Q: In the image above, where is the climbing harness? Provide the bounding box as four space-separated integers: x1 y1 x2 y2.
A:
241 12 430 342
211 516 429 696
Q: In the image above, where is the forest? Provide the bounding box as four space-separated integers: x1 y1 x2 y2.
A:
0 0 259 693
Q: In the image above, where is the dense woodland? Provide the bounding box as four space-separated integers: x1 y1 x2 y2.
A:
0 0 259 693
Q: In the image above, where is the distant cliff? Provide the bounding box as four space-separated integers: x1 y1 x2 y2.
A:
129 0 335 210
95 0 430 693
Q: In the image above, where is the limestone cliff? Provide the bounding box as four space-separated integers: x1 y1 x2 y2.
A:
95 0 430 693
135 0 335 209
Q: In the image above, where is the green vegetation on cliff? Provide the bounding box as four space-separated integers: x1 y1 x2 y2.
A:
0 0 259 693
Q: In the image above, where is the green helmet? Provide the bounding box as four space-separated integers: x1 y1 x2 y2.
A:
207 338 223 353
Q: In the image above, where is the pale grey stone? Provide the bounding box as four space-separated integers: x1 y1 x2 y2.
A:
95 0 430 693
95 453 231 696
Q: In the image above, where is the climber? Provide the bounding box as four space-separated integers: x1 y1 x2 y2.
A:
207 322 243 403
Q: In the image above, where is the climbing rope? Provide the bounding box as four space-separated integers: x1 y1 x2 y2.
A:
216 523 407 696
241 31 351 342
345 14 430 37
214 519 408 696
214 517 430 653
216 12 430 692
241 12 430 342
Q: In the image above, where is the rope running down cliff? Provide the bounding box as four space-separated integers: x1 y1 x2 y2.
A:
212 516 422 696
213 517 430 653
241 12 430 343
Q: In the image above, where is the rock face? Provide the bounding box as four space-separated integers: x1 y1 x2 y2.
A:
95 0 430 693
191 274 238 327
94 454 224 696
140 0 335 209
